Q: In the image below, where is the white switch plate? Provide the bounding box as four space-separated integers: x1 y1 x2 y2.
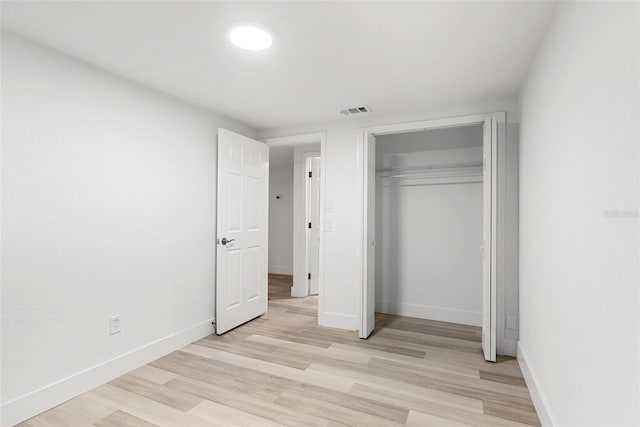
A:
325 200 333 213
324 220 333 232
110 315 122 335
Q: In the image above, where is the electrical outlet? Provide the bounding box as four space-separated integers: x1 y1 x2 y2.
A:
110 315 122 335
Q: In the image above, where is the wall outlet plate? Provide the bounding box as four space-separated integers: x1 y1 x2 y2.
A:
110 315 122 335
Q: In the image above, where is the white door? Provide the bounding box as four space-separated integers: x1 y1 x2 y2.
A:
216 128 269 335
360 131 376 339
482 117 497 361
307 157 321 295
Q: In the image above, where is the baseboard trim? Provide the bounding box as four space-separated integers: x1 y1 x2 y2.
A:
517 342 556 427
268 265 293 275
291 287 308 298
499 337 517 357
376 300 481 327
1 319 215 427
318 311 357 330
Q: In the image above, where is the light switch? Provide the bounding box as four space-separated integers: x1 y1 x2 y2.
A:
325 200 333 213
324 220 333 232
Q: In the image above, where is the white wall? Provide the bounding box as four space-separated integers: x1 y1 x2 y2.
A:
375 127 483 326
518 2 639 426
257 97 520 340
268 163 294 274
0 32 255 425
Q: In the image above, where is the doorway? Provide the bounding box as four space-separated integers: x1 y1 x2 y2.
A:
266 133 326 319
215 129 325 334
358 113 502 362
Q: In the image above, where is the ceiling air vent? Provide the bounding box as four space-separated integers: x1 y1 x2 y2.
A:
340 105 372 116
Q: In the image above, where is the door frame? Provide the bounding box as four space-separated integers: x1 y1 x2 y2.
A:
305 155 322 295
264 132 327 309
356 112 506 349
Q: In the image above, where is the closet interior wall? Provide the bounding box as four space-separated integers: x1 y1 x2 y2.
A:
375 124 484 326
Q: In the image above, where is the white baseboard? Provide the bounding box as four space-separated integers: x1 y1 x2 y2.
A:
291 271 308 298
1 319 215 427
291 286 307 298
517 342 556 427
499 337 517 357
318 311 357 330
376 300 482 327
268 265 293 275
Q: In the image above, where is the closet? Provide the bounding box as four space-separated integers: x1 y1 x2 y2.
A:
375 124 484 327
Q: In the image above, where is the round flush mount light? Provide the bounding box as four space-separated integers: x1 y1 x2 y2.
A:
228 25 272 51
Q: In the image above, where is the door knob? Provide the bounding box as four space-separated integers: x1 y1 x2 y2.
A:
221 237 235 245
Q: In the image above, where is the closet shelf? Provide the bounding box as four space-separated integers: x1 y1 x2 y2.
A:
377 161 482 186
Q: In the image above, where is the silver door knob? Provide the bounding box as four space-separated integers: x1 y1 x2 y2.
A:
221 237 235 245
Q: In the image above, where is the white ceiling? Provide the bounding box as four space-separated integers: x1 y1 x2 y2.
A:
1 1 556 130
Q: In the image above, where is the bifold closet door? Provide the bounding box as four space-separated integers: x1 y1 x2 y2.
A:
360 131 376 339
482 117 497 362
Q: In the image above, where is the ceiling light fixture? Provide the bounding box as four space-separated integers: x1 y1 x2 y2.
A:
228 25 272 51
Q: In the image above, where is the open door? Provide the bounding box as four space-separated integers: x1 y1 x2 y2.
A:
215 128 269 335
360 131 376 339
307 157 321 295
482 117 498 361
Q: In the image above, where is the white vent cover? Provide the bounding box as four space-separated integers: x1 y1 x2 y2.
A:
340 105 372 116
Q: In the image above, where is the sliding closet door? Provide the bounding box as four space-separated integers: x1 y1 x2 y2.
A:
482 117 497 362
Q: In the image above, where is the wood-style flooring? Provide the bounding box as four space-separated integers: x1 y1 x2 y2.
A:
19 274 540 426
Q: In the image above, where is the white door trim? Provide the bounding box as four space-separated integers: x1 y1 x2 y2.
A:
306 156 321 295
289 148 320 297
264 133 326 315
357 112 505 354
265 132 326 147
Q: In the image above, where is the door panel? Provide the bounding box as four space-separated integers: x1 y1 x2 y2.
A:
360 131 376 339
308 157 321 295
482 117 497 362
216 128 269 335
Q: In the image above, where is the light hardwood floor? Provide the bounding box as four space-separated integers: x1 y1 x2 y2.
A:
20 274 539 426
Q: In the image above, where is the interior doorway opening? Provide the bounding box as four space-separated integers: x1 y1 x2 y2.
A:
266 134 325 319
359 113 502 362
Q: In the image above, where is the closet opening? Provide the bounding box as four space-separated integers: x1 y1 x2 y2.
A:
359 113 501 361
375 124 484 328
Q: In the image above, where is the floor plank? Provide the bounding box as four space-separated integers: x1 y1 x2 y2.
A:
21 274 540 426
94 410 158 427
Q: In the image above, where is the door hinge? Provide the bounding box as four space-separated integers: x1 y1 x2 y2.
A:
308 222 312 229
308 273 311 280
309 171 312 178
